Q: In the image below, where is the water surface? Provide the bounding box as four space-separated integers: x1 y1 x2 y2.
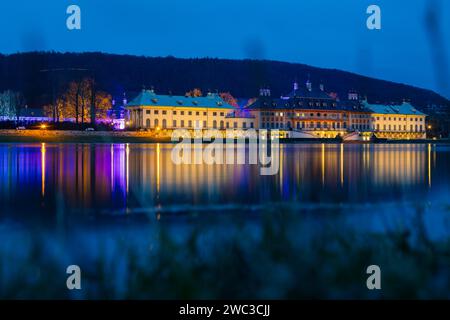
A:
0 143 448 220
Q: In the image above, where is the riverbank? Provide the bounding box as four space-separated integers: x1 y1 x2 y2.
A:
0 129 172 143
0 129 448 144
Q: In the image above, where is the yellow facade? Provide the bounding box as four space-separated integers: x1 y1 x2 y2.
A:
128 105 255 130
371 113 426 139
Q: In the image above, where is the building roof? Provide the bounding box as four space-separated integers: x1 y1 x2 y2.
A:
247 96 372 113
285 85 332 100
126 90 235 109
363 101 426 116
248 81 373 112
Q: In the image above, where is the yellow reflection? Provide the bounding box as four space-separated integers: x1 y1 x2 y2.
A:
364 144 370 169
321 143 325 187
340 143 344 187
41 143 46 197
428 143 432 188
279 145 284 193
156 143 161 197
372 144 425 186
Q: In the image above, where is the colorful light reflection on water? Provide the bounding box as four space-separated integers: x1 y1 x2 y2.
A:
0 143 448 224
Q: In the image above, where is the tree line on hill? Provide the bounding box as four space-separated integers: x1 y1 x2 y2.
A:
0 52 448 110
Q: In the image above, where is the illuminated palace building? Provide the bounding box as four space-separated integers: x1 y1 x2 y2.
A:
126 89 255 130
247 80 427 140
126 82 427 140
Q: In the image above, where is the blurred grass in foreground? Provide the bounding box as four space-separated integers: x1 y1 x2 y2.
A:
0 204 450 300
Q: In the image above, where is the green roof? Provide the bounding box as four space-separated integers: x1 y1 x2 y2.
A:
363 101 426 116
126 90 234 109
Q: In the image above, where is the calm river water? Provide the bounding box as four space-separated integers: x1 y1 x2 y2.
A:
0 143 448 220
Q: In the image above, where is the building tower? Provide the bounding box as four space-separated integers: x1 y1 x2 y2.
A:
306 78 312 92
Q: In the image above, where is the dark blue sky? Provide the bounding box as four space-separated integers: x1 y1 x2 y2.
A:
0 0 449 98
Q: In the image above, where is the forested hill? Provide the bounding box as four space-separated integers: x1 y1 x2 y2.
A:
0 51 448 109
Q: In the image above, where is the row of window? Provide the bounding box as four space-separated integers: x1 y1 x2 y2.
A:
262 122 349 130
145 110 226 117
351 124 370 131
351 119 370 124
261 112 374 119
351 114 371 119
374 116 424 122
261 112 348 119
261 121 424 132
262 102 338 108
375 124 424 132
146 118 254 129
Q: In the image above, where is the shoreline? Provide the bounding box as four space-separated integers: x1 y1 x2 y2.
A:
0 129 172 144
0 129 447 144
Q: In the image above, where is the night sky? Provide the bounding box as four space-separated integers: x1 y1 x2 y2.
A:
0 0 449 98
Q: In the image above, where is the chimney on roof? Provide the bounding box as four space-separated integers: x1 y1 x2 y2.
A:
348 90 358 101
319 83 324 92
306 79 312 92
123 92 127 106
259 87 271 97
